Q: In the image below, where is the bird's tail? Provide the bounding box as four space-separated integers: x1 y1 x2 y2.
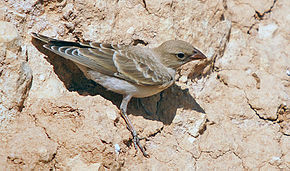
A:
31 32 91 47
30 32 59 43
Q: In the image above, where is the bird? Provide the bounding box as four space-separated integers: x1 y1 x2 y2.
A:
31 32 207 157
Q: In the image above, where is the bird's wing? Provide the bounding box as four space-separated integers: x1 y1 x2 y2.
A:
112 48 174 87
32 33 173 86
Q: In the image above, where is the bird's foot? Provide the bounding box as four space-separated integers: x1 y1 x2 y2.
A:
131 130 149 158
120 101 149 157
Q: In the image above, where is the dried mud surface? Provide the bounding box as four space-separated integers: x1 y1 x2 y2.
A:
0 0 289 170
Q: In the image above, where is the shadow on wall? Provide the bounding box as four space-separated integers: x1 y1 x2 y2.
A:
31 37 205 125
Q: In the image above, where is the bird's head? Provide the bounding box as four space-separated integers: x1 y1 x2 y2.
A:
154 40 207 69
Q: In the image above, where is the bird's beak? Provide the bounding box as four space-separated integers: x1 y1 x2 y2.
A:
190 49 207 60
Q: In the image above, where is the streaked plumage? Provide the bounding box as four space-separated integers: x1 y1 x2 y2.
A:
31 32 207 157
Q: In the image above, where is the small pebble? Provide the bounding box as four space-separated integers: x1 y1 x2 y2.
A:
114 144 120 154
179 75 188 83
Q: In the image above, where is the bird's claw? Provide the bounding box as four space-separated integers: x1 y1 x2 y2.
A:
130 129 149 157
132 133 149 158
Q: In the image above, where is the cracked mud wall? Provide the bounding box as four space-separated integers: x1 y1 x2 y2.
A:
0 0 289 170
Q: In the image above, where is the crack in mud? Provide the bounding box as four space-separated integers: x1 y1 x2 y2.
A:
247 0 277 34
243 91 278 122
147 126 164 138
212 22 232 72
254 0 277 20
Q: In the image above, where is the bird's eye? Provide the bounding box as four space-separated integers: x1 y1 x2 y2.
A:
176 52 185 59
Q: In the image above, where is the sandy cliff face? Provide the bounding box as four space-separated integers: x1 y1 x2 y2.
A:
0 0 289 170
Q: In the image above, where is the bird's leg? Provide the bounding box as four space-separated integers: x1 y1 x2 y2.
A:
120 95 149 157
137 98 154 116
156 91 164 116
138 91 164 117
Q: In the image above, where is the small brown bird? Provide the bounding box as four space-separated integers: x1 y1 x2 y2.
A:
31 33 207 157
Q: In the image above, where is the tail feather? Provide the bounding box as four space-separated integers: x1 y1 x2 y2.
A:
31 32 58 43
31 32 90 47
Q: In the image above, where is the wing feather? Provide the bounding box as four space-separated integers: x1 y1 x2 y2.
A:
113 49 173 86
